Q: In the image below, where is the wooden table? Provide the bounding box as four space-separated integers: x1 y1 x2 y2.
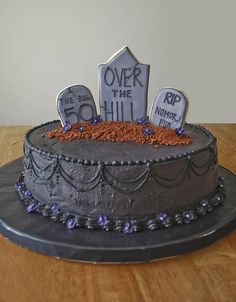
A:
0 124 236 302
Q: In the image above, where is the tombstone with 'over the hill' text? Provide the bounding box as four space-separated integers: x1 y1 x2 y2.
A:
98 47 150 122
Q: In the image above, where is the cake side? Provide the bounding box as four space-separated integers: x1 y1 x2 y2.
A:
18 121 222 233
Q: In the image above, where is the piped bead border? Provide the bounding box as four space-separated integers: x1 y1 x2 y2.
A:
15 172 225 234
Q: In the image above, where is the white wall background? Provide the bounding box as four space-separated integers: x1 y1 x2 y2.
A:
0 0 236 125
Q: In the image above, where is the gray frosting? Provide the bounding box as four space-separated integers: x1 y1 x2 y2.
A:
23 121 219 220
29 121 211 162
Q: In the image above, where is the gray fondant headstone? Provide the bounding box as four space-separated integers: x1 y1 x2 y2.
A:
150 88 188 129
98 47 150 122
57 85 97 126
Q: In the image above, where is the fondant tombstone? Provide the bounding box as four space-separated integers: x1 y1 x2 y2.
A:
57 85 97 126
150 88 188 129
98 47 150 122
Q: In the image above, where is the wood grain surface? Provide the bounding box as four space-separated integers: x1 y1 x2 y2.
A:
0 124 236 302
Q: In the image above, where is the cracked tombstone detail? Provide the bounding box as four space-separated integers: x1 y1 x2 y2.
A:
99 47 150 122
150 88 188 129
57 85 97 126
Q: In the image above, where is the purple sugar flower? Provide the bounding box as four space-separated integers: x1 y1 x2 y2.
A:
51 203 60 214
183 211 194 220
79 126 84 132
136 117 149 125
62 122 72 133
200 199 209 208
183 210 197 223
123 222 134 234
156 212 167 222
24 190 31 198
97 214 108 226
27 202 37 213
143 128 154 136
91 115 102 125
15 183 22 192
175 127 185 137
66 218 77 229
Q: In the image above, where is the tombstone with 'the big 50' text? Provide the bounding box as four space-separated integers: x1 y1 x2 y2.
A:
57 85 97 126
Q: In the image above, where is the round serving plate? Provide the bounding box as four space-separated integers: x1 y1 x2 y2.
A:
0 158 236 263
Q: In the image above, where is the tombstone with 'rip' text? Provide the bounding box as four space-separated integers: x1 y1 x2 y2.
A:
150 88 188 129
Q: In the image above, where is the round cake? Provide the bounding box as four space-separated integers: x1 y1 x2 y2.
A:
15 121 225 233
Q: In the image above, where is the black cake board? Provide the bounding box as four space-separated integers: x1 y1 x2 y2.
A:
0 158 236 264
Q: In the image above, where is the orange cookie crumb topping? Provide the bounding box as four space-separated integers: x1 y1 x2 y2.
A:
47 121 191 146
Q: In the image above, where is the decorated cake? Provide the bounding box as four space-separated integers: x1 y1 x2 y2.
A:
15 47 225 234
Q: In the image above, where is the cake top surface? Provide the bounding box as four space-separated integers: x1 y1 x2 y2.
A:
26 121 215 163
47 120 191 146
